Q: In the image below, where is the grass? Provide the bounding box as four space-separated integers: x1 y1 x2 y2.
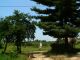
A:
0 42 51 60
0 53 27 60
22 46 51 53
0 47 27 60
75 43 80 49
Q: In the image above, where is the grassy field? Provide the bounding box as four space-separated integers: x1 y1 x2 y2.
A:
0 42 51 60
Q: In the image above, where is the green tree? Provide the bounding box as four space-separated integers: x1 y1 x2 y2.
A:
0 10 36 53
0 18 13 53
31 0 80 52
7 10 36 53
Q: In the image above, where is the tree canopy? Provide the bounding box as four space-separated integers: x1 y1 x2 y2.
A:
0 10 36 53
31 0 80 39
31 0 80 52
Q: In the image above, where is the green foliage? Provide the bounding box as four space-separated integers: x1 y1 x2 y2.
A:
31 0 80 53
0 10 36 53
31 0 79 38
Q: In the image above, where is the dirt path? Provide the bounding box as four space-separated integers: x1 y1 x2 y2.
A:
30 54 80 60
31 53 53 60
28 51 80 60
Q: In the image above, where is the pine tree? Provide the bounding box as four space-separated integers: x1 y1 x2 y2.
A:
31 0 80 52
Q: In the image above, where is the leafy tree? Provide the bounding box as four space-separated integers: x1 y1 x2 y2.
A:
0 18 13 53
7 10 36 53
0 10 36 53
31 0 80 52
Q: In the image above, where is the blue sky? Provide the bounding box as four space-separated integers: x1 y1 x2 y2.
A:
0 0 57 41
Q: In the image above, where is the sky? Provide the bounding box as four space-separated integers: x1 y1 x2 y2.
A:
0 0 57 41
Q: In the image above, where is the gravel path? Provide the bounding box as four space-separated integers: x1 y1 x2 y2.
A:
31 54 53 60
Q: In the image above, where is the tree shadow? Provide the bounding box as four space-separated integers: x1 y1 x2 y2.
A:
43 43 80 57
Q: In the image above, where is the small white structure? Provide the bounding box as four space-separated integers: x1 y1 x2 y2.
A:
39 42 42 48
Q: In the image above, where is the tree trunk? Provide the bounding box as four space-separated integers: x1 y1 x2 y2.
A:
64 37 69 51
64 37 68 45
70 38 76 49
3 41 7 53
17 46 21 53
16 41 21 53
